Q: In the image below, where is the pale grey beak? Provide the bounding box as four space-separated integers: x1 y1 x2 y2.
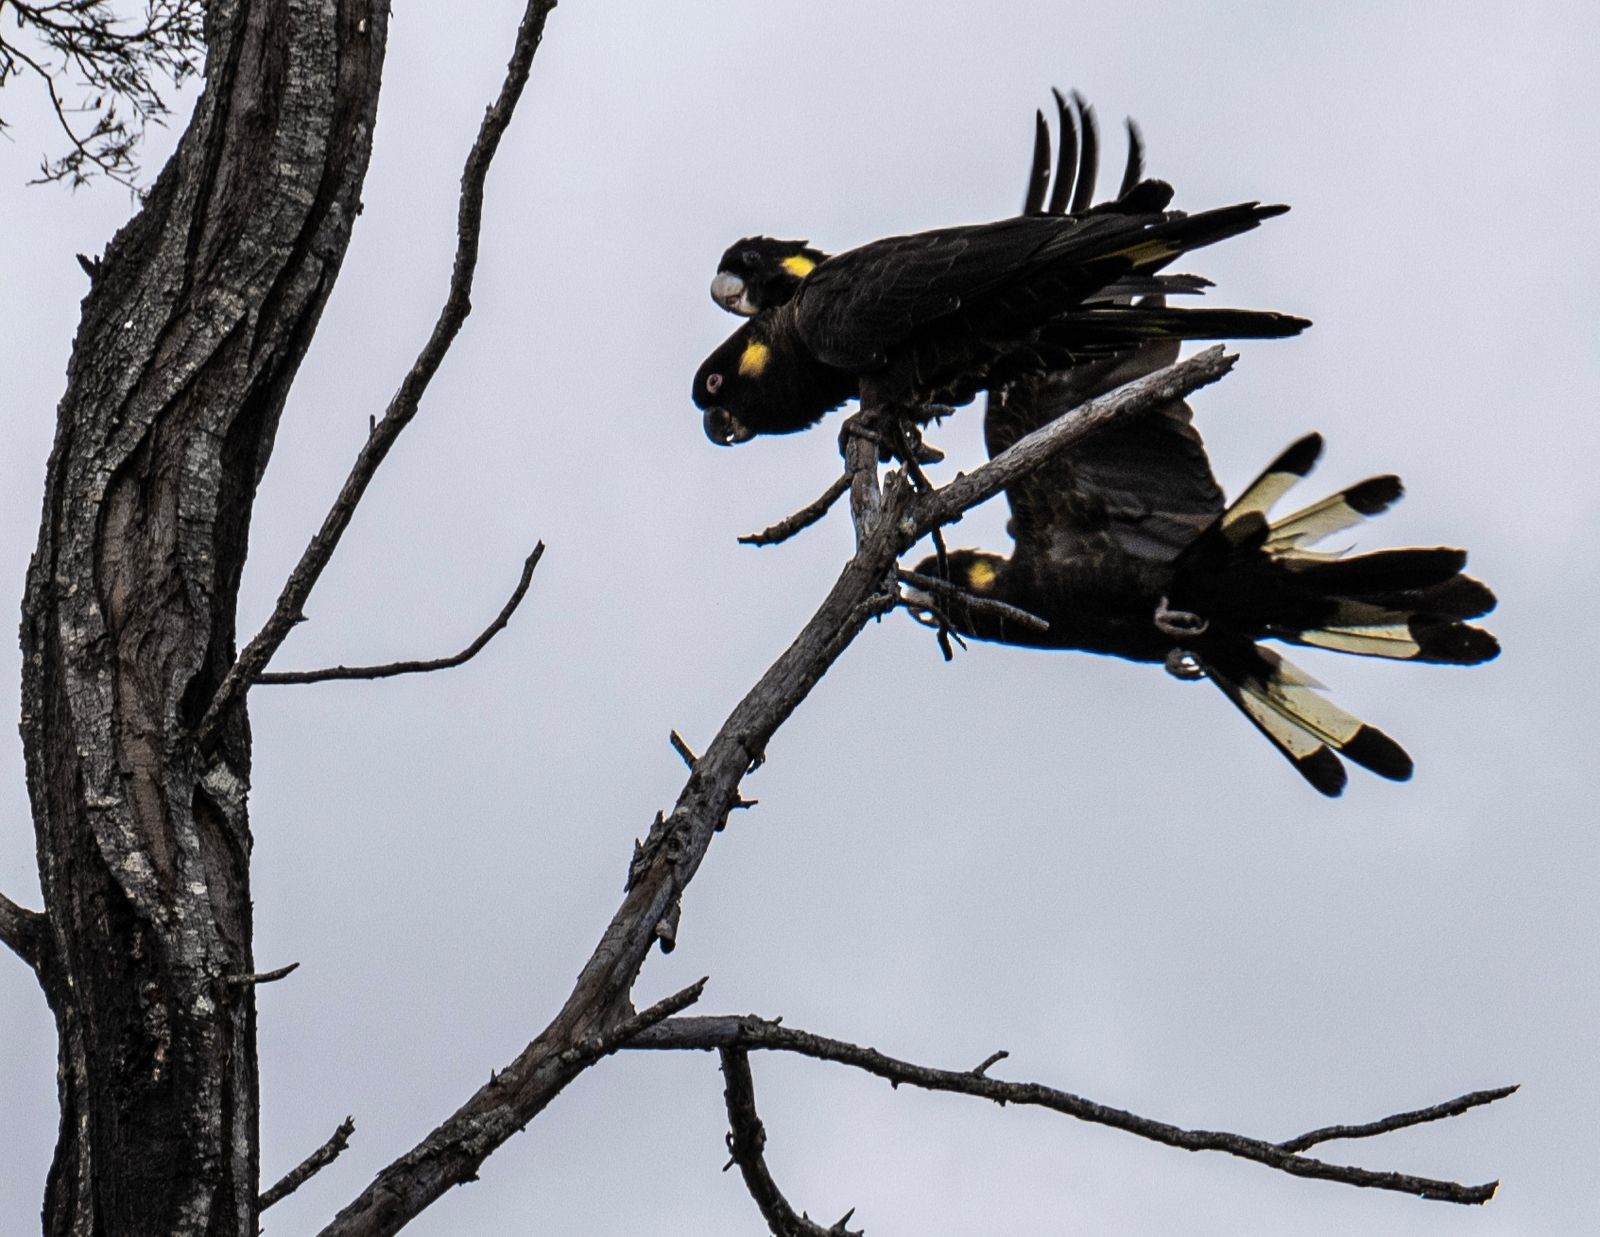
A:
710 271 756 316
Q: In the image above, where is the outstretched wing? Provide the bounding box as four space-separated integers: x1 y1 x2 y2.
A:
988 340 1225 570
988 106 1222 573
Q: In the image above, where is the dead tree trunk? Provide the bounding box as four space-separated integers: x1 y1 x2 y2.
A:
17 3 387 1232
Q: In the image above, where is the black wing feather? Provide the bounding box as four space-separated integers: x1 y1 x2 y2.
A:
1023 109 1053 216
1045 88 1080 216
988 340 1224 571
1118 119 1145 199
1068 91 1100 215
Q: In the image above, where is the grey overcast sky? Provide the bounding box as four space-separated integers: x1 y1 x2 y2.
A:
3 2 1596 1233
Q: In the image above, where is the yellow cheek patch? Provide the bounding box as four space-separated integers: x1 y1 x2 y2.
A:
781 254 816 278
966 560 998 592
738 340 771 377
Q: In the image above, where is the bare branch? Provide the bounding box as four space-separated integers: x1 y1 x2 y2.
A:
668 732 756 813
1276 1086 1520 1154
222 961 300 987
971 1049 1009 1077
739 473 852 546
897 569 1052 635
670 729 699 770
914 345 1235 534
255 544 544 685
841 406 887 545
559 977 710 1069
721 1048 864 1237
0 890 48 974
318 350 1248 1237
629 1015 1504 1206
196 1 557 745
260 1116 356 1212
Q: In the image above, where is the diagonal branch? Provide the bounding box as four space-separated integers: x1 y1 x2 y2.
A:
318 350 1237 1237
720 1048 863 1237
914 345 1234 533
255 544 544 685
196 1 558 745
1276 1085 1519 1154
630 1015 1507 1206
740 473 852 546
0 889 48 975
260 1117 356 1212
560 977 711 1070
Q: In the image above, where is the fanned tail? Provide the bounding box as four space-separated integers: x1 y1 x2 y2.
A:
1202 644 1413 798
1174 435 1498 792
1193 434 1500 667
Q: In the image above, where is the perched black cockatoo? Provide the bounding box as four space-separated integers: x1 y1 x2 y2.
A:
709 89 1143 318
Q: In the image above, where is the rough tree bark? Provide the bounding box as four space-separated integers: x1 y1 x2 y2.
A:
17 2 388 1233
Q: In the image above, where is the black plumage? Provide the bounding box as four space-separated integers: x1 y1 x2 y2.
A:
693 188 1307 446
692 90 1304 448
1023 88 1145 218
710 89 1141 318
908 346 1499 796
711 237 828 316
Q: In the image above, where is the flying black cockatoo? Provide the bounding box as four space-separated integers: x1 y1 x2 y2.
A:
905 342 1499 796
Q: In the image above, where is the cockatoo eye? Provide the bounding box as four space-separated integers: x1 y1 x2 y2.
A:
706 372 723 394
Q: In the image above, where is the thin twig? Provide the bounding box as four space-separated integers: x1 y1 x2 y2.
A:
971 1049 1009 1077
260 1116 356 1211
222 961 300 987
670 731 757 814
670 730 699 770
740 473 852 547
897 570 1052 635
1276 1086 1520 1154
255 545 544 685
917 345 1235 532
0 890 47 974
195 0 555 744
721 1048 864 1237
924 526 957 662
629 1015 1506 1206
558 978 711 1068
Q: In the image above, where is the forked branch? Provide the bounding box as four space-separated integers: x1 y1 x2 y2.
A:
633 1015 1510 1206
197 1 558 744
318 349 1239 1237
256 545 544 685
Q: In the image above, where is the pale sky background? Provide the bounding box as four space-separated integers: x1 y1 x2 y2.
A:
2 3 1597 1234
